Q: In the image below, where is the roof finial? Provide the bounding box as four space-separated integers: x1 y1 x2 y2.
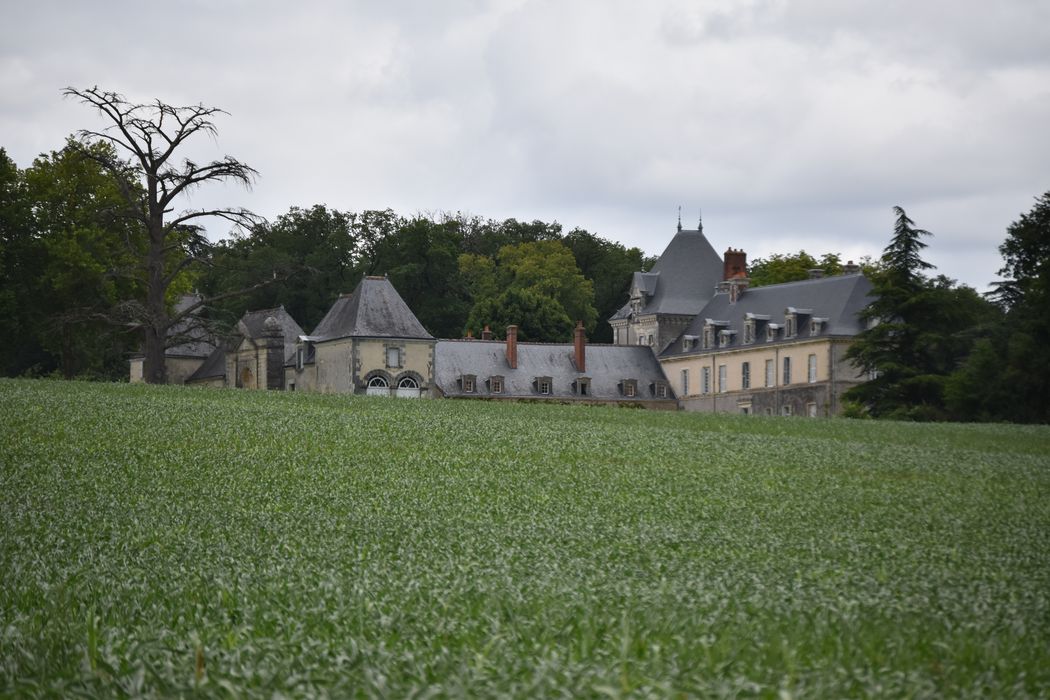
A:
677 205 682 233
698 208 703 234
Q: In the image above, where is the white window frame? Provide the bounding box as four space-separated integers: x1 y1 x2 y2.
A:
701 367 711 395
742 362 750 390
385 346 402 369
718 364 727 393
765 359 774 387
808 354 817 383
783 357 792 385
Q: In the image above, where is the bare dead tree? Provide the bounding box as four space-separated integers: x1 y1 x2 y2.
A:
64 86 268 384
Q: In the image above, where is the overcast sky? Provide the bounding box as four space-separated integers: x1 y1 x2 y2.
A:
3 0 1049 291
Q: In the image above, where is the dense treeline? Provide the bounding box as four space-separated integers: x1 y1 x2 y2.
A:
0 143 647 379
2 135 1047 421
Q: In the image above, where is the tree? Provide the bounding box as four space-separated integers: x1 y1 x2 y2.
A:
201 205 360 333
949 192 1050 423
748 251 842 287
845 207 997 420
22 141 145 377
562 228 646 342
464 287 574 342
64 87 267 383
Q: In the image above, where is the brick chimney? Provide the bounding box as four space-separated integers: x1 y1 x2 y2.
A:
573 320 586 372
723 248 747 280
481 325 493 341
843 260 861 275
505 325 518 369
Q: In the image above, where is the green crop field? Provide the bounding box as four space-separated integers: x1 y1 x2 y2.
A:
1 379 1049 698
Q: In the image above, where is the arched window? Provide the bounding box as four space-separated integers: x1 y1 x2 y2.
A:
396 375 421 399
366 374 389 396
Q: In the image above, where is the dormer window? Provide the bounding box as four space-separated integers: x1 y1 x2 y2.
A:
489 375 504 394
535 376 552 395
743 319 755 344
461 374 476 393
718 329 736 348
703 324 714 349
652 381 669 399
767 323 781 342
810 317 827 335
574 377 591 396
784 313 797 338
621 378 638 398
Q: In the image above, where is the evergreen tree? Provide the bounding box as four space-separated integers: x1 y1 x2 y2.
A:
845 207 997 419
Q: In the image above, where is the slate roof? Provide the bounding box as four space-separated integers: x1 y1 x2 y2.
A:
165 294 217 358
660 273 874 358
309 276 433 342
237 306 304 364
434 340 676 402
186 345 226 382
609 228 723 321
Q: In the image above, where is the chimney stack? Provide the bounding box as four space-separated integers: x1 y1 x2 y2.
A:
505 325 518 369
843 260 861 275
573 320 586 372
481 325 493 341
808 268 825 279
723 248 747 280
465 328 474 339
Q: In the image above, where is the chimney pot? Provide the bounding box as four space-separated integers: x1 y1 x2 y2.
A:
481 325 493 341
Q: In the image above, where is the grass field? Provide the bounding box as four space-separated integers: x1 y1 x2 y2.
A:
1 378 1049 697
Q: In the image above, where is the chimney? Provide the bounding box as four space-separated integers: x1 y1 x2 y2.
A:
843 260 861 275
723 248 747 280
505 325 518 369
465 328 474 339
573 320 586 372
481 325 493 341
808 268 825 279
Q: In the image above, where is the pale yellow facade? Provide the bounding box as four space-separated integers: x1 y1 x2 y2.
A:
661 338 864 416
287 336 435 396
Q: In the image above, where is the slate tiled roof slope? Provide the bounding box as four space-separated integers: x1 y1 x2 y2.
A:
186 345 226 382
238 306 304 363
165 293 217 358
310 276 434 341
660 273 874 358
434 340 675 402
609 228 723 321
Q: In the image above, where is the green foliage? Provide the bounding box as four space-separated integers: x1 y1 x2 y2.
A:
2 379 1049 696
846 207 1001 419
748 251 843 287
464 286 574 341
0 142 142 378
563 229 646 342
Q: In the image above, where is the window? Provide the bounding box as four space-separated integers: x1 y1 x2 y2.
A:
681 368 689 396
703 325 713 349
766 324 779 342
624 381 636 398
288 383 295 391
785 313 797 338
398 376 418 389
808 354 817 383
807 402 818 417
575 377 590 396
782 405 793 416
491 376 503 394
539 379 551 395
810 318 824 335
743 319 755 344
655 383 668 399
462 375 475 393
396 375 420 399
765 359 775 387
366 375 389 397
742 362 751 389
385 346 401 368
701 367 711 394
783 357 792 385
718 364 727 393
648 334 655 346
296 346 304 371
